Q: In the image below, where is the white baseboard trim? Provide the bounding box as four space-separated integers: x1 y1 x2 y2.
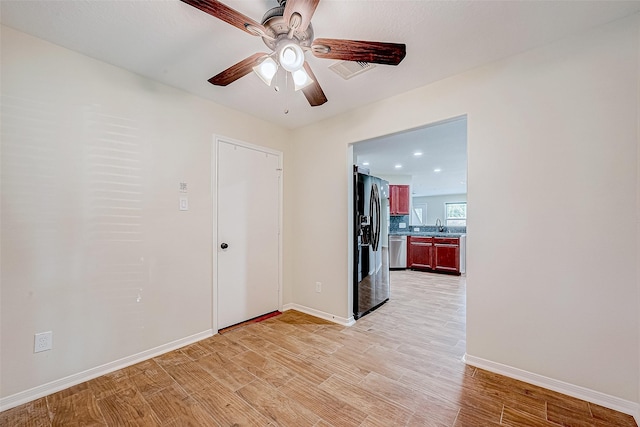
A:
282 303 355 326
464 353 639 419
0 329 214 412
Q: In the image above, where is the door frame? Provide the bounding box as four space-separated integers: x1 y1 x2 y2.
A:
212 134 283 333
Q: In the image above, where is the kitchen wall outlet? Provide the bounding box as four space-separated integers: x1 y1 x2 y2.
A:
399 223 406 229
34 331 53 353
315 282 322 293
414 227 420 232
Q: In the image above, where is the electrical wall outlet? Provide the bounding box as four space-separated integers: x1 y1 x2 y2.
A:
315 282 322 293
34 331 53 353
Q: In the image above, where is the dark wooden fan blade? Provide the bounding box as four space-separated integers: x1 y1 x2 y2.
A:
180 0 266 36
312 38 406 65
301 62 327 107
208 52 269 86
283 0 319 32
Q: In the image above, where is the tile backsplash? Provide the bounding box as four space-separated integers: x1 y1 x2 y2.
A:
389 215 467 234
389 215 410 232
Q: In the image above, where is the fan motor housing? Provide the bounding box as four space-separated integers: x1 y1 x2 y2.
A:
261 6 314 51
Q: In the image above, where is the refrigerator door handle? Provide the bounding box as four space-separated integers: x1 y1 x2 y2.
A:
370 183 381 251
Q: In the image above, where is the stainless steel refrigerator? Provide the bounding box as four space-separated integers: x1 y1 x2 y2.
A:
353 166 390 320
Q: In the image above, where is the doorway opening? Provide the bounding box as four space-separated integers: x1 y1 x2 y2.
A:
350 115 468 325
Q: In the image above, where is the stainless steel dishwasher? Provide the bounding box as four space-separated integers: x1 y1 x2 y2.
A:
389 235 407 268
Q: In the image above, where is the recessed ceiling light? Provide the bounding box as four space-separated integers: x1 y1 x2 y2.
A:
395 164 403 169
362 162 369 166
433 168 442 173
413 151 423 157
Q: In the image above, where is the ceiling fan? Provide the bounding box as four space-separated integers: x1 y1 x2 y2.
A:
180 0 407 107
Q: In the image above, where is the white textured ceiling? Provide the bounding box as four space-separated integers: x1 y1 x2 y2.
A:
2 0 639 130
354 117 467 197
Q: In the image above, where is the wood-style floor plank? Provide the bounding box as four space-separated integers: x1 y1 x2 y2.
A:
126 360 175 399
318 375 414 426
143 383 219 426
231 349 298 388
589 402 638 426
96 386 160 426
278 375 368 427
196 352 256 392
501 406 560 427
0 398 50 427
453 407 503 427
191 377 271 427
48 389 105 427
268 349 333 385
2 270 637 427
235 379 320 426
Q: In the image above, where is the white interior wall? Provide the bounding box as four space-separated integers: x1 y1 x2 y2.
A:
376 174 412 185
2 12 640 416
464 17 638 405
0 26 292 403
290 15 639 406
637 15 640 416
412 193 467 225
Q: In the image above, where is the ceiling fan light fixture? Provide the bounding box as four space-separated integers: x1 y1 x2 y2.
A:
253 57 278 86
292 68 313 91
180 0 406 108
278 42 305 72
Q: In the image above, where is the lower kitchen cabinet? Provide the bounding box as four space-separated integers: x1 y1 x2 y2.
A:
408 236 461 275
408 236 433 269
433 238 460 273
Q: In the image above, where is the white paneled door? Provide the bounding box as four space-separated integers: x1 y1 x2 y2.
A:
216 138 281 330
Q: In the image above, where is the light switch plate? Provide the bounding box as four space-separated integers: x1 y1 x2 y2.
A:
179 197 188 211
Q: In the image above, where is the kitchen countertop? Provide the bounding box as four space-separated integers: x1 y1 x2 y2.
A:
390 231 466 238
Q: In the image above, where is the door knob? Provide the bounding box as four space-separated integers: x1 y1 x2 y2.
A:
220 243 229 249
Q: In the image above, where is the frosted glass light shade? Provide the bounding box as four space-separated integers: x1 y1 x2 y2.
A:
278 43 304 72
292 68 313 91
253 57 278 86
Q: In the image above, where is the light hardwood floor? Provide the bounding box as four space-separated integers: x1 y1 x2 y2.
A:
1 270 637 426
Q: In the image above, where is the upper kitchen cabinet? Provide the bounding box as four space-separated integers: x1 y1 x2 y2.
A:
389 185 410 215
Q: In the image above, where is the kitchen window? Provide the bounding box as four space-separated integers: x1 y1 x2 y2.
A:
445 202 467 226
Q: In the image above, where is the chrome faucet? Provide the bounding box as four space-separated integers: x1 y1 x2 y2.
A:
435 218 444 232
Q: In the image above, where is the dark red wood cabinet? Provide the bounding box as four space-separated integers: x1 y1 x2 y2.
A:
389 185 410 215
433 237 460 273
408 236 433 269
408 236 460 274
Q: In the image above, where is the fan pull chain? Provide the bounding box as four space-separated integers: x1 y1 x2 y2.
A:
284 71 289 115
